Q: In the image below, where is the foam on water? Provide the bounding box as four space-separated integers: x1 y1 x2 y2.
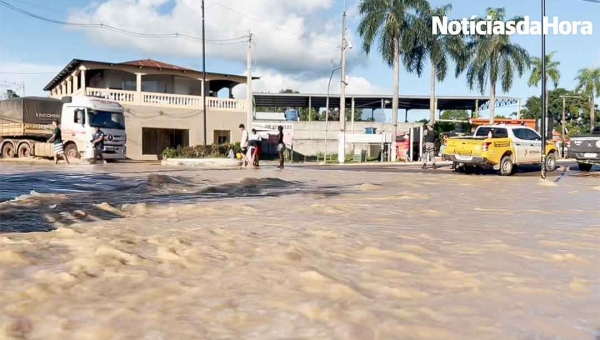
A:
0 164 599 339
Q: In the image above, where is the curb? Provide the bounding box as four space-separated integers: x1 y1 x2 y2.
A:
161 158 243 168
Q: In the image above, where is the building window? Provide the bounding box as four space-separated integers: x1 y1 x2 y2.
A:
124 81 136 91
214 130 230 145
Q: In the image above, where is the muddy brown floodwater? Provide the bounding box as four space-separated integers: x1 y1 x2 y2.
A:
0 163 599 340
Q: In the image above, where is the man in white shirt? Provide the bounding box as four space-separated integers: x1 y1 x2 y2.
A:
239 124 250 166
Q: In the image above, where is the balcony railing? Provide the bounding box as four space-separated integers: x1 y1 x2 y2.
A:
79 87 245 111
86 88 137 104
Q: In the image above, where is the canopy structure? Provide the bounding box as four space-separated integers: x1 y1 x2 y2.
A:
253 93 520 117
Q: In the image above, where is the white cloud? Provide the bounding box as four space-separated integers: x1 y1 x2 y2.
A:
232 68 384 99
67 0 366 76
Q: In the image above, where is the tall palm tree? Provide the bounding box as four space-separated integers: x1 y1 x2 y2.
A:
528 51 561 119
574 67 600 132
402 4 468 123
357 0 429 133
465 8 530 124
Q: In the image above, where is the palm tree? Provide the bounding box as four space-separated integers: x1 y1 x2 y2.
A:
357 0 429 133
402 4 468 123
464 8 530 124
574 67 600 132
528 51 561 119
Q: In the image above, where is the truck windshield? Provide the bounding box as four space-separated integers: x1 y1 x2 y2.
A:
88 110 125 130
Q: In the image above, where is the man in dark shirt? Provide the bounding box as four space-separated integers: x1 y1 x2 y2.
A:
48 120 70 165
422 123 438 169
91 126 105 164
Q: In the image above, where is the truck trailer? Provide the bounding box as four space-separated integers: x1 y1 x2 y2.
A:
0 96 127 160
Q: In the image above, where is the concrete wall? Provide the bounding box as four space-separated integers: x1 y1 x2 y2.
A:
122 104 246 160
281 121 420 156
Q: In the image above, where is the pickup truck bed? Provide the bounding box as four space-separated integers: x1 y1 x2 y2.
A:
568 127 600 171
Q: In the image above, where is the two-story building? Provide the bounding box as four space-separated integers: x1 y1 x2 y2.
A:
44 58 256 160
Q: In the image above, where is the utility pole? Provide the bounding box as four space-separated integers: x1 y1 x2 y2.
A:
325 66 341 164
540 0 547 180
201 0 207 146
337 3 347 164
246 31 253 130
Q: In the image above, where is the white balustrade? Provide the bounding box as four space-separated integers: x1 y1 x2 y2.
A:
142 92 203 108
81 88 245 111
207 97 246 111
86 88 137 103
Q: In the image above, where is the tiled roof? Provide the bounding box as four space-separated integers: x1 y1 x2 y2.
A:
43 58 259 91
120 59 193 71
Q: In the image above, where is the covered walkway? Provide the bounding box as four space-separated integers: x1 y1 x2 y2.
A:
253 93 520 122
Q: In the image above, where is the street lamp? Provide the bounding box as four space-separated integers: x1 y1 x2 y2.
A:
324 66 342 164
201 0 207 146
540 0 547 179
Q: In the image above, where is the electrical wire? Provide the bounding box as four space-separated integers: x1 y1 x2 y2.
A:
0 0 248 45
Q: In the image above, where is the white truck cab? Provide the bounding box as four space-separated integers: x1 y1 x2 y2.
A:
60 96 127 160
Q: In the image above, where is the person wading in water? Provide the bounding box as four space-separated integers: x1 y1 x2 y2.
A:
91 126 106 164
422 123 438 169
277 125 285 169
47 120 70 165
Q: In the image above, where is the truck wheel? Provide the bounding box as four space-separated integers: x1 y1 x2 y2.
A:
546 153 557 172
64 143 79 159
578 163 592 172
17 142 32 158
500 155 514 176
1 142 16 158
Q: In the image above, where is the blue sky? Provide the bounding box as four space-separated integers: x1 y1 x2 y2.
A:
1 0 599 122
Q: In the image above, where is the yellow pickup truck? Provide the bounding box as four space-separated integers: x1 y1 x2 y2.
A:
444 125 558 175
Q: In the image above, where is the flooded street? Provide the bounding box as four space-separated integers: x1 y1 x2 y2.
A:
0 162 599 339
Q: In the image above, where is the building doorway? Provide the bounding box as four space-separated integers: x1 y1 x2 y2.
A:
142 128 189 155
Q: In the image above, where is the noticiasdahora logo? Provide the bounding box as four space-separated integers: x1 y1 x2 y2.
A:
432 16 593 36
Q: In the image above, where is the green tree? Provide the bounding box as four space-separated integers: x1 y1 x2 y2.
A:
521 88 590 128
464 8 530 124
4 89 19 99
357 0 429 136
527 51 561 119
322 108 362 122
574 67 600 131
300 108 320 121
440 110 469 120
402 4 468 123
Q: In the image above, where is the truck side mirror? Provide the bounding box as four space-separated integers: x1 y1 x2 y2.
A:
75 110 85 125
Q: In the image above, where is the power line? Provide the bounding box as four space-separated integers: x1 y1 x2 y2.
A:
0 0 249 45
211 1 337 44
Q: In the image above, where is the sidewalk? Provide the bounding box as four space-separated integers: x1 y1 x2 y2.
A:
289 158 577 167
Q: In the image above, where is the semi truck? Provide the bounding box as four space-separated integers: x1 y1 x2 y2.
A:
0 96 126 161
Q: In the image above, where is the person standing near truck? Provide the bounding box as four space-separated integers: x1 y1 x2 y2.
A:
90 126 105 164
47 120 70 165
277 125 286 169
422 123 437 169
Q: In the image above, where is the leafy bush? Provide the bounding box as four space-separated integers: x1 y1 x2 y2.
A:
161 143 241 159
